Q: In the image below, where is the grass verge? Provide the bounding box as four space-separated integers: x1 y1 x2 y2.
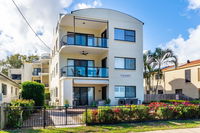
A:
1 120 200 133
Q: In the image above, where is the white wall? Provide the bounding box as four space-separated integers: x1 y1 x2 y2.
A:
0 78 19 104
72 9 144 105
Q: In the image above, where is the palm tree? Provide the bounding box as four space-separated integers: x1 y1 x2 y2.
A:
152 48 178 93
143 50 156 93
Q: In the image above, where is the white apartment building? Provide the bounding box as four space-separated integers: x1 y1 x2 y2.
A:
50 8 144 106
0 73 19 104
8 53 50 90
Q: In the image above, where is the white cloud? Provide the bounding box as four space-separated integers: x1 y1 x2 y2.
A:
0 0 73 60
75 0 102 10
164 25 200 63
188 0 200 10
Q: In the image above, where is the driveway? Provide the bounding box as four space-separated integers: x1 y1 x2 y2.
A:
140 128 200 133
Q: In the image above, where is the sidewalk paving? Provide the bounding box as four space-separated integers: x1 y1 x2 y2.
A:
140 128 200 133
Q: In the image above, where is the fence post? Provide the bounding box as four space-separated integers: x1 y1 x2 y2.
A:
65 107 68 125
85 106 88 125
43 106 46 128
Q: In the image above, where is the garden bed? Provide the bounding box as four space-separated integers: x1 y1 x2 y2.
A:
84 102 200 124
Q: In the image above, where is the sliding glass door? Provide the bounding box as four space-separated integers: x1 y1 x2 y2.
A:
67 59 94 77
73 87 94 106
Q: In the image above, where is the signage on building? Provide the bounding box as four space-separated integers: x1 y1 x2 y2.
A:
120 74 131 78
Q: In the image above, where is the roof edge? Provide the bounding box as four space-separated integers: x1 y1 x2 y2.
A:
71 8 144 25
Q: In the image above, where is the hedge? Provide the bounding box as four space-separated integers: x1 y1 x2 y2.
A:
84 102 200 124
21 81 45 106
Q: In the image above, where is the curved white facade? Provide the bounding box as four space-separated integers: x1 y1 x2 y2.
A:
49 8 144 106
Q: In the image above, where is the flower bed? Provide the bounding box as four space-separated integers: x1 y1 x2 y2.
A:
84 102 200 124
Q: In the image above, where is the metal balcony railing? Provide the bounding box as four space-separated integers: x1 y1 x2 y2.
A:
61 66 108 78
61 34 108 48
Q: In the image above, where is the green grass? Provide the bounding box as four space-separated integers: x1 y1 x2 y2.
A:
1 120 200 133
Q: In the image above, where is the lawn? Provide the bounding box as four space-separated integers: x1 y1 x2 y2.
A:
1 120 200 133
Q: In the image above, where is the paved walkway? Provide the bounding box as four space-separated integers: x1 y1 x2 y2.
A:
140 128 200 133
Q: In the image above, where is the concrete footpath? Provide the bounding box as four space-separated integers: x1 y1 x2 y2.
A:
140 128 200 133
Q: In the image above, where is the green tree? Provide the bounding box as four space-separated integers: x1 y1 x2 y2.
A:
6 54 26 68
0 54 39 75
152 48 177 93
144 48 178 94
143 50 156 93
21 81 45 106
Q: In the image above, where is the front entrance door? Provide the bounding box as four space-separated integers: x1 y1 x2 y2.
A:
102 86 107 100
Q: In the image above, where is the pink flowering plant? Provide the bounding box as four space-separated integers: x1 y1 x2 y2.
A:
84 101 200 124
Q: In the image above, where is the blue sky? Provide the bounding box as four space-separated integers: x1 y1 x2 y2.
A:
0 0 200 62
69 0 200 51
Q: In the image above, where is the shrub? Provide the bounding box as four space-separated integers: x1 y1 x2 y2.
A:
11 99 35 108
6 99 35 128
190 100 200 104
22 81 45 106
132 105 152 120
84 103 200 124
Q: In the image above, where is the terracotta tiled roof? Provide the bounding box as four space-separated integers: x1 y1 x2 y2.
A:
162 59 200 72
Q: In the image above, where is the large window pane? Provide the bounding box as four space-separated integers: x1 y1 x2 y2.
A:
115 58 124 69
75 34 86 46
115 86 125 97
125 86 136 98
125 30 135 36
125 36 134 42
115 28 135 42
185 69 191 82
67 60 74 66
114 29 125 40
88 60 94 67
125 58 135 69
67 33 74 45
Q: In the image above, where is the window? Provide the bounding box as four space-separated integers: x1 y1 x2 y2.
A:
115 86 136 98
146 90 150 94
11 87 13 95
158 90 163 94
34 80 41 83
11 74 21 80
2 84 7 95
15 88 18 95
175 89 183 94
114 28 136 42
198 68 200 81
185 69 191 82
33 68 41 76
115 57 136 70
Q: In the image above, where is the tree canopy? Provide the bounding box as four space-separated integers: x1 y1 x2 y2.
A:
0 54 39 75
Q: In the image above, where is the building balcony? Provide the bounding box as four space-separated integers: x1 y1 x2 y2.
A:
32 72 41 76
61 34 107 48
42 68 49 73
61 66 108 78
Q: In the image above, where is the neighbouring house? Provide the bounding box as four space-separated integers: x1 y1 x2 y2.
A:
0 73 19 104
49 8 144 106
145 59 200 99
8 53 50 91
